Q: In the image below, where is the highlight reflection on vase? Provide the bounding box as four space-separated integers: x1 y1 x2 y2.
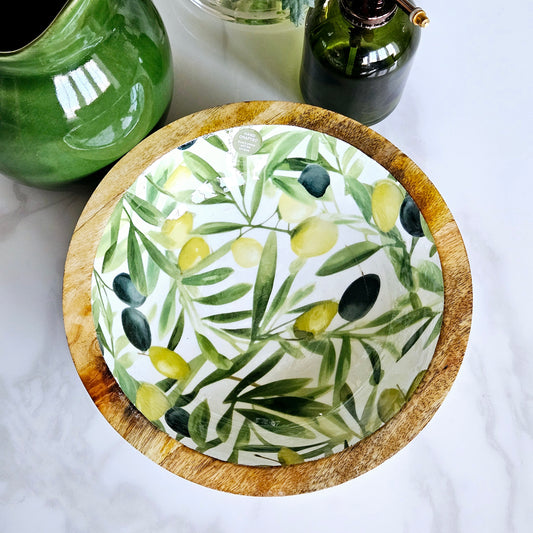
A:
0 0 173 188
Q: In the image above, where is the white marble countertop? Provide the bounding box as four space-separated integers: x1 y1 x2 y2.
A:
1 1 532 531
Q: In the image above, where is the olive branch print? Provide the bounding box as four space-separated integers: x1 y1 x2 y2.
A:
91 125 444 466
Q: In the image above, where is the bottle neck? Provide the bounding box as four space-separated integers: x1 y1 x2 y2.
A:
339 0 398 28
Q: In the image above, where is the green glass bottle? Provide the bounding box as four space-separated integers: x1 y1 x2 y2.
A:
299 0 425 125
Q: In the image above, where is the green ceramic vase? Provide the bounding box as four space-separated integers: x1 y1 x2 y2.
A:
0 0 173 188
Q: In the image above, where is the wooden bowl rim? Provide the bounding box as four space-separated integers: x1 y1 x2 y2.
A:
63 101 473 496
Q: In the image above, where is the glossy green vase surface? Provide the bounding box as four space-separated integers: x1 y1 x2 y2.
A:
0 0 173 188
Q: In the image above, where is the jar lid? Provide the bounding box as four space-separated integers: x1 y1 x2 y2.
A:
339 0 397 28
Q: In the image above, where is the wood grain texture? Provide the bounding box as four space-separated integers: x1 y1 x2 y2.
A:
63 101 473 496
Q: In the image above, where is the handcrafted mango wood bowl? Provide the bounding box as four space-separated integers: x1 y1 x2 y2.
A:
63 101 472 496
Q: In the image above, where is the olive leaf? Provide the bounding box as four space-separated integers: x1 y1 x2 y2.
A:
244 397 331 418
183 239 233 276
114 361 140 404
194 222 244 235
237 378 312 402
188 399 211 447
195 332 232 370
125 192 164 226
271 176 315 205
158 283 177 338
205 134 229 152
236 408 315 439
359 340 382 385
182 267 234 286
279 340 305 359
127 226 148 296
228 420 251 463
102 201 123 271
194 283 252 306
251 231 277 339
345 176 373 224
136 230 181 279
424 314 443 349
374 307 435 336
333 337 351 405
316 242 381 276
362 309 401 328
216 406 234 442
167 308 185 351
400 318 434 359
385 243 414 291
406 370 427 400
182 151 220 183
417 260 444 294
203 310 253 323
224 348 285 403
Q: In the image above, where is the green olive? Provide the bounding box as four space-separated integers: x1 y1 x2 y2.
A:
135 382 170 421
148 346 190 380
294 301 338 338
377 388 405 423
278 193 315 224
290 216 338 258
231 237 263 268
371 180 404 232
178 237 210 271
158 211 193 250
278 447 304 465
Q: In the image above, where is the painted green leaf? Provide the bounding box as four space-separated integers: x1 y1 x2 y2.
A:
127 226 148 296
424 314 443 349
205 134 229 152
114 362 140 404
236 408 315 439
146 253 160 294
360 340 382 385
182 267 234 286
333 336 351 405
183 151 220 182
195 283 252 306
261 272 297 328
194 222 244 235
249 174 265 220
251 231 277 339
306 133 319 160
308 339 336 386
195 332 232 370
102 239 127 274
246 397 331 418
156 377 176 393
345 176 372 223
96 324 111 354
188 399 211 447
204 310 253 324
362 309 402 328
385 244 414 291
167 309 185 351
125 192 164 226
224 348 284 403
158 283 177 338
216 406 234 442
400 318 433 359
102 202 123 271
374 307 435 336
198 195 234 205
340 383 358 422
228 420 251 462
274 155 336 173
286 284 316 311
316 242 381 276
417 260 444 294
360 386 378 433
406 370 426 400
237 378 312 402
184 240 233 276
220 327 252 339
271 176 315 205
136 231 181 279
279 339 305 359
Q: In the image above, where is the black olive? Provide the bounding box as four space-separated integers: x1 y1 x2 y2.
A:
112 273 146 307
400 195 425 237
165 407 191 438
177 139 196 150
338 274 380 321
298 164 330 198
121 307 151 351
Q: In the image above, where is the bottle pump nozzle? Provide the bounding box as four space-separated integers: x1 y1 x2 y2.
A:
395 0 429 27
